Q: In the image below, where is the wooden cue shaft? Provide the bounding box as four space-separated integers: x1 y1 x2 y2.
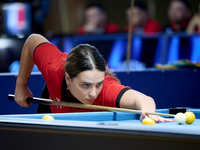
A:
126 0 134 73
8 94 174 117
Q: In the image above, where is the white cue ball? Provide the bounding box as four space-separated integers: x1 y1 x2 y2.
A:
175 113 186 125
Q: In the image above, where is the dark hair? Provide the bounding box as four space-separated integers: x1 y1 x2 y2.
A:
65 44 106 79
127 1 148 11
65 44 120 82
85 2 106 12
172 0 190 9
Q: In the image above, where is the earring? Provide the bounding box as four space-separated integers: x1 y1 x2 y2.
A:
67 85 69 90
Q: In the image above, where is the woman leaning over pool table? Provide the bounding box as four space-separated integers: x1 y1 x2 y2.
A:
14 34 173 123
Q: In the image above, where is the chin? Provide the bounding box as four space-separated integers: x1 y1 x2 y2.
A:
86 101 94 105
83 100 94 105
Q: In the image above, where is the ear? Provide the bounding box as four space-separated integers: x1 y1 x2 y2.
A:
65 72 71 85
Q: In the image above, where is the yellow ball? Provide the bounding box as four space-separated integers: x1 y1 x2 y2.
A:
42 115 55 120
185 112 195 124
142 117 155 125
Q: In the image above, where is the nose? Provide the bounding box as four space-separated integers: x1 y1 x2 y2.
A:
88 87 97 98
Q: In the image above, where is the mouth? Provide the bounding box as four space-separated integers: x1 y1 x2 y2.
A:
86 99 95 102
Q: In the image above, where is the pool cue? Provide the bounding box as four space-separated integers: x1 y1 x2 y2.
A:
8 94 174 117
126 0 134 73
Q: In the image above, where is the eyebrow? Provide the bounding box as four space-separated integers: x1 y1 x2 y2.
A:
81 80 104 84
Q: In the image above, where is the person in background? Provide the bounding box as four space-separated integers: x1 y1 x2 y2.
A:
76 3 120 34
164 0 191 32
124 1 162 34
186 2 200 34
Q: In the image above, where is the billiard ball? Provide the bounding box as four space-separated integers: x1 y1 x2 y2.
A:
175 113 186 125
142 116 155 125
42 115 54 120
185 111 195 124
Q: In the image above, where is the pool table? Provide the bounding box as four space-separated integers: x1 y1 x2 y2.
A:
0 109 200 150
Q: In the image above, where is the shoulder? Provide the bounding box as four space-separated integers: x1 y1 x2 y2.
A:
33 42 67 78
33 42 67 64
146 19 161 27
102 74 131 94
105 22 120 33
98 74 131 107
76 26 85 34
106 22 119 27
124 25 129 32
145 19 162 32
26 34 50 55
104 74 119 83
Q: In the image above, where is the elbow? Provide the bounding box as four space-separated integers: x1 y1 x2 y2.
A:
27 34 43 41
147 96 154 102
25 34 49 56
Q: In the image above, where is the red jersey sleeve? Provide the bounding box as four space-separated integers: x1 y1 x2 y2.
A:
33 43 67 75
33 43 68 101
96 75 131 108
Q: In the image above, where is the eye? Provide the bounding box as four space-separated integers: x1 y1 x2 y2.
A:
82 83 90 88
96 82 103 87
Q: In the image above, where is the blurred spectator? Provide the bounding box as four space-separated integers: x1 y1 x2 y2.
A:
124 1 162 34
0 1 7 36
164 0 191 32
186 2 200 34
76 2 120 34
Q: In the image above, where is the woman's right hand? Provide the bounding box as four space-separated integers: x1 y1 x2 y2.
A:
14 84 33 107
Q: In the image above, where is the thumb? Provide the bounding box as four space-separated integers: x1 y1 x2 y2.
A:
140 112 147 122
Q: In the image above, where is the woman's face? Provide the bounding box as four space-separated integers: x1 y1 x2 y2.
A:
85 7 106 26
126 7 147 27
65 69 105 104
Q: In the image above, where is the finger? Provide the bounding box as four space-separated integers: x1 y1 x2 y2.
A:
157 117 166 123
140 112 147 121
157 117 175 123
151 116 174 123
17 97 31 107
163 118 175 122
142 112 147 118
20 100 29 107
150 116 160 123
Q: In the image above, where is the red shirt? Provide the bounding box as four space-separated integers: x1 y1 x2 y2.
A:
124 19 162 34
168 18 190 32
33 43 130 113
76 22 120 34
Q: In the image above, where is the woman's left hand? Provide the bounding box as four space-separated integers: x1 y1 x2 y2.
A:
140 112 174 123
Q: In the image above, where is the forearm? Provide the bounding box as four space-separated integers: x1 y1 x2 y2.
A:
120 90 156 112
120 90 173 123
135 95 156 112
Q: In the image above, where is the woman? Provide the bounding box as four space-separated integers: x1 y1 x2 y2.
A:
15 34 172 123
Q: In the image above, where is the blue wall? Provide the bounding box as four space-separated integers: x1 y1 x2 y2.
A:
0 73 45 115
0 69 200 115
116 69 200 109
